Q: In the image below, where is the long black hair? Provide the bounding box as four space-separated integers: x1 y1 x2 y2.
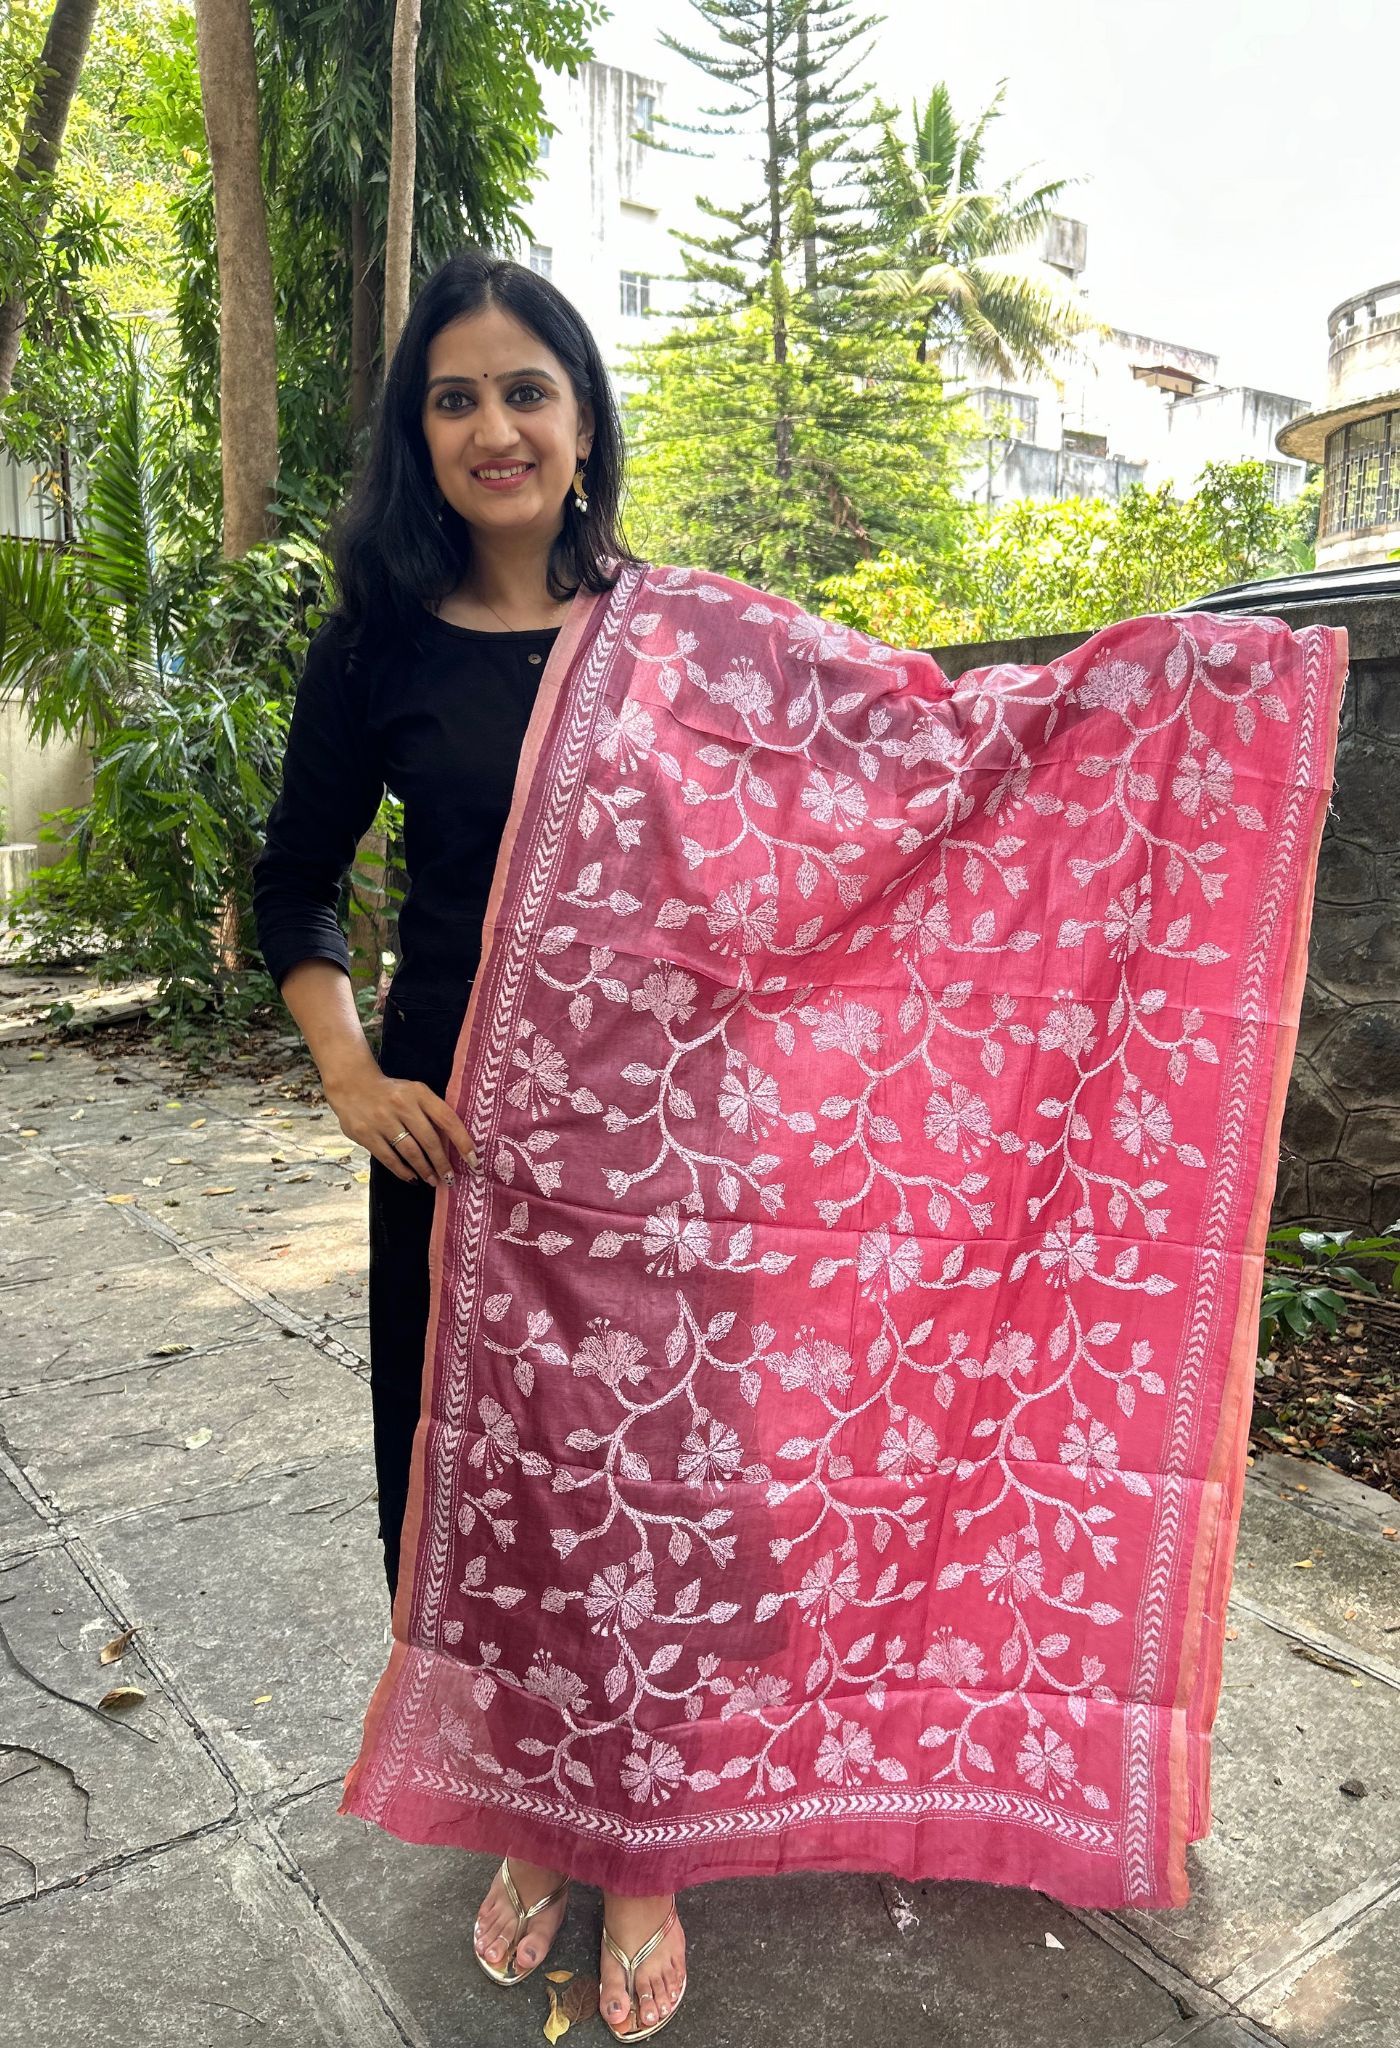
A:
333 249 635 645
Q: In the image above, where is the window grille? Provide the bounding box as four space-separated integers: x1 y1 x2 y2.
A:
1322 411 1400 536
620 271 651 318
634 93 655 135
529 244 553 279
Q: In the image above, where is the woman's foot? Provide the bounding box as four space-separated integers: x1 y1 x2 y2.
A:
473 1857 570 1978
599 1892 686 2035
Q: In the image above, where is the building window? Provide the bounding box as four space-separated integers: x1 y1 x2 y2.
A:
529 244 553 279
1322 411 1400 536
537 129 550 159
620 271 651 319
633 93 654 136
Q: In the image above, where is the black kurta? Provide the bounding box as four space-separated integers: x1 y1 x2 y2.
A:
253 613 560 1593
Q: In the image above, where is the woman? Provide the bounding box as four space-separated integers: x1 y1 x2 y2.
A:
257 252 1342 2038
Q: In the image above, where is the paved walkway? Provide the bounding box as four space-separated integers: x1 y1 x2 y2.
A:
1 1037 1397 2048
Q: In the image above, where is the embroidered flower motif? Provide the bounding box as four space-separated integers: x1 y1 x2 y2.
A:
1059 1417 1120 1489
1015 1726 1077 1796
705 656 774 724
720 1667 791 1720
718 1060 781 1138
923 1082 992 1159
584 1562 657 1635
767 1329 854 1398
1172 745 1234 822
631 967 698 1027
524 1652 590 1716
642 1203 712 1276
965 1326 1036 1381
620 1737 687 1803
916 1629 986 1688
707 878 780 954
595 700 656 769
810 1001 883 1058
800 768 867 831
468 1396 519 1476
1037 1219 1099 1286
856 1225 922 1298
796 1550 861 1626
1037 1002 1098 1061
787 612 850 662
1102 887 1152 959
876 1413 940 1481
1110 1089 1173 1164
891 885 951 955
570 1318 650 1392
816 1716 876 1785
1076 658 1151 714
890 713 964 770
678 1415 744 1489
505 1033 569 1119
979 1532 1045 1603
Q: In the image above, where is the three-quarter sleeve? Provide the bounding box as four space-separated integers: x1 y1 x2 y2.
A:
252 622 386 989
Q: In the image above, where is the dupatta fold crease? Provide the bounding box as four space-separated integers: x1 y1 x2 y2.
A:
342 564 1344 1910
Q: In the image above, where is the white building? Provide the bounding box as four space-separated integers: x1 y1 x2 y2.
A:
523 61 690 374
952 220 1313 510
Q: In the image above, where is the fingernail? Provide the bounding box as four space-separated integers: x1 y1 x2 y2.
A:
444 1171 455 1186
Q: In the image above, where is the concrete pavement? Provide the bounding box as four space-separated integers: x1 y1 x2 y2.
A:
1 1037 1397 2048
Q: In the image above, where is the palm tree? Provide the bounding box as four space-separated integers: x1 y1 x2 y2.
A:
862 82 1098 376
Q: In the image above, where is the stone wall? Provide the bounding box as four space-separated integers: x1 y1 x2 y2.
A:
932 594 1400 1232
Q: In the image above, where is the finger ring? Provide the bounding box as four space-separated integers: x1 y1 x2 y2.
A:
390 1129 411 1148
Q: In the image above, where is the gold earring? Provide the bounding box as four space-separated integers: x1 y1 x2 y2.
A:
572 464 589 513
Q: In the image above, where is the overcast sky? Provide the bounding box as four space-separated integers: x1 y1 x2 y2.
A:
587 0 1398 406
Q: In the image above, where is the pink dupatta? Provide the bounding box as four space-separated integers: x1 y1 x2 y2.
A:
342 564 1344 1910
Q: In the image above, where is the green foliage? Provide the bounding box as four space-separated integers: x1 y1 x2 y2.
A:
861 81 1098 374
624 305 969 603
1259 1225 1400 1361
2 345 325 1009
818 551 973 646
818 461 1300 645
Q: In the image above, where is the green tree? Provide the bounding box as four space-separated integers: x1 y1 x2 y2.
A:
625 303 967 602
862 82 1097 373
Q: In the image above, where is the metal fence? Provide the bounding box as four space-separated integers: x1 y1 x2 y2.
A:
1321 410 1400 536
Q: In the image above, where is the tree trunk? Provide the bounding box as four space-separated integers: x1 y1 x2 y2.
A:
0 0 100 402
382 0 421 360
349 194 377 437
795 9 817 294
193 0 279 558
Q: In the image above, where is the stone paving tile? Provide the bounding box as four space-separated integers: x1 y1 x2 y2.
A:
1114 1608 1400 1989
0 1463 48 1553
0 1177 180 1284
0 1829 402 2047
0 1255 267 1388
0 1544 233 1904
1 1335 371 1521
284 1784 1182 2048
1234 1486 1400 1665
1248 1888 1400 2047
94 1451 390 1803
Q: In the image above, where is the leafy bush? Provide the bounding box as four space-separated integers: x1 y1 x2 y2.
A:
1259 1224 1400 1361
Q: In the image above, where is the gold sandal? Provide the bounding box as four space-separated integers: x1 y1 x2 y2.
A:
474 1857 571 1986
601 1898 686 2041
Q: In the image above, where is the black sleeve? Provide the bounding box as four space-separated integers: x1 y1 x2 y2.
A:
252 622 385 989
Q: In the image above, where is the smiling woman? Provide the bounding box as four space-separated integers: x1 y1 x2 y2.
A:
251 248 1344 2048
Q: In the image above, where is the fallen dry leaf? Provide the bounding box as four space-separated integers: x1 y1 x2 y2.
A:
1224 1627 1239 1641
184 1427 213 1449
561 1975 599 2024
188 1117 206 1128
545 1971 573 1985
165 1100 181 1108
354 1169 370 1183
142 1176 163 1188
321 1145 353 1159
150 1342 191 1357
166 1156 192 1165
18 1127 38 1136
254 1693 273 1705
201 1185 236 1196
99 1627 138 1665
542 1984 570 2043
99 1685 146 1712
106 1193 135 1204
1045 1931 1065 1950
1291 1559 1315 1569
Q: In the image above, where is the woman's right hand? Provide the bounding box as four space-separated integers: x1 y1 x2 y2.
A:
325 1066 477 1188
276 960 477 1189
